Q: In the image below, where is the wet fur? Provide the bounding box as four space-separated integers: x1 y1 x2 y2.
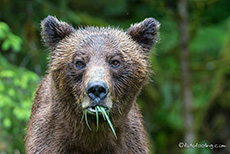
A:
25 16 160 154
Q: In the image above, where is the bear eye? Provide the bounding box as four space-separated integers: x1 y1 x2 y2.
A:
110 60 120 68
75 60 86 69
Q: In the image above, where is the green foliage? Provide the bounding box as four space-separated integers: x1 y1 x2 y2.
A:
0 22 22 52
143 15 230 154
0 56 39 153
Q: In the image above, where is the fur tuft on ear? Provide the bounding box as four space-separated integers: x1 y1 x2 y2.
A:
126 18 160 51
41 15 75 48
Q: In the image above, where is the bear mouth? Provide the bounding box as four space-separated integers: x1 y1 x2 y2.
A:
82 105 117 139
86 106 108 114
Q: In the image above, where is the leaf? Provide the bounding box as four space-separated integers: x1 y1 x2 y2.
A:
2 39 11 51
3 117 12 128
0 25 22 52
8 34 22 52
0 22 10 39
0 70 15 78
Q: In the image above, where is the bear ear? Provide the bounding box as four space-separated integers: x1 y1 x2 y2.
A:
41 15 75 48
126 18 160 51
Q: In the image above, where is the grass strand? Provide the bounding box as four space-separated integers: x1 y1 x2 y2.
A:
84 109 91 130
99 106 117 139
96 106 99 131
80 109 85 123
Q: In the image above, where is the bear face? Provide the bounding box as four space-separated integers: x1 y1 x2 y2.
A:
41 16 160 128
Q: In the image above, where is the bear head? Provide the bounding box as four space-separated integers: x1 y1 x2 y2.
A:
41 15 160 128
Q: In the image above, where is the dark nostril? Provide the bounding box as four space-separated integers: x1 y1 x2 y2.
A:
88 87 96 94
86 81 109 101
99 87 106 94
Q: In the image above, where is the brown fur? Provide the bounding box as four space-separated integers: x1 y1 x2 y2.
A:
25 16 160 154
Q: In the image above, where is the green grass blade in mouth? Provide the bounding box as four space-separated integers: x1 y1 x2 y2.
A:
84 109 91 130
80 109 86 123
99 106 117 139
96 106 99 131
100 107 106 120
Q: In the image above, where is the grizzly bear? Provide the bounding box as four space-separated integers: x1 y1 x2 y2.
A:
25 15 160 154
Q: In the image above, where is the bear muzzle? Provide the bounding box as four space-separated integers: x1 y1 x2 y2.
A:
82 81 112 114
82 66 113 114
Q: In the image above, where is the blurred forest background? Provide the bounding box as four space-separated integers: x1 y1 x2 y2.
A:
0 0 230 154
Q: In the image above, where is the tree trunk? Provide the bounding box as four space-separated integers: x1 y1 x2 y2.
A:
177 0 195 145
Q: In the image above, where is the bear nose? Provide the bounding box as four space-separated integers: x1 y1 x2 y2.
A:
86 81 109 103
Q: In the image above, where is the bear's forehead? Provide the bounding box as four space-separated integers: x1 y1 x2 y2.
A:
74 27 130 46
61 27 141 57
55 27 146 66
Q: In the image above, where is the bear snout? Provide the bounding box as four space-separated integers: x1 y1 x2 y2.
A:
86 81 109 104
82 81 113 114
81 65 113 113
